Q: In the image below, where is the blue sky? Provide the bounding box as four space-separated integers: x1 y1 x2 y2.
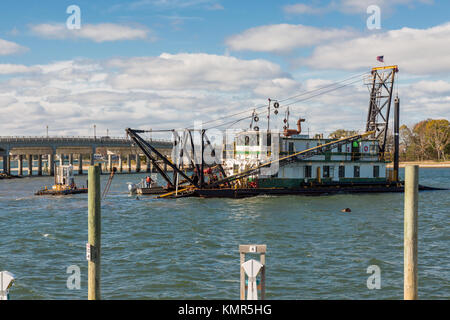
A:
0 0 449 136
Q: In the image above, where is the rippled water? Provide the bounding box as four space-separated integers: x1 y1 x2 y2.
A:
0 168 448 300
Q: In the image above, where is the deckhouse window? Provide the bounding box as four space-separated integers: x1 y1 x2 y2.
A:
305 165 312 178
354 166 360 178
373 165 380 178
339 166 345 178
323 166 330 178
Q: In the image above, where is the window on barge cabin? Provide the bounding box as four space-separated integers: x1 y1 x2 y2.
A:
373 165 379 178
305 165 312 178
339 165 345 178
289 142 294 154
354 166 360 178
244 136 250 146
323 166 330 178
337 144 342 153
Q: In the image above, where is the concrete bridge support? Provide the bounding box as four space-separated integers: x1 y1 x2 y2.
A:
118 154 123 173
78 154 83 174
136 154 141 173
18 155 23 176
4 156 10 175
146 156 151 173
49 153 55 176
127 154 131 173
27 154 33 176
37 155 42 176
108 154 113 172
59 154 64 167
69 154 74 166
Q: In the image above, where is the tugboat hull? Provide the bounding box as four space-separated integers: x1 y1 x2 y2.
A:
35 188 88 196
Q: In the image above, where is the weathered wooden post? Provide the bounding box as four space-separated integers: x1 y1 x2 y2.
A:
88 165 101 300
239 244 266 300
404 165 418 300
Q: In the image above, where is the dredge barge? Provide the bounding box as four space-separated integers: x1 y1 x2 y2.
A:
125 66 444 199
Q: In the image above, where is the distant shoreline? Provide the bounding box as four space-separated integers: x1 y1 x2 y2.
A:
387 161 450 168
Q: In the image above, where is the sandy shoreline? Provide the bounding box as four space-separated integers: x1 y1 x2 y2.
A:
387 161 450 168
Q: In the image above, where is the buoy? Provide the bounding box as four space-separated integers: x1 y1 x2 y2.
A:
341 208 351 212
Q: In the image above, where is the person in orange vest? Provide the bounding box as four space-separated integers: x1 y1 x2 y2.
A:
146 175 151 188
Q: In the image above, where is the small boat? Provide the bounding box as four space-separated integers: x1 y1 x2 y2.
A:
35 165 87 196
127 176 168 196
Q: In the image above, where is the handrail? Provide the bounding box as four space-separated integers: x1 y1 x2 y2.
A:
0 136 172 143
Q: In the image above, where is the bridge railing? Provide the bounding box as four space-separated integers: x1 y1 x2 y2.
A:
0 136 172 144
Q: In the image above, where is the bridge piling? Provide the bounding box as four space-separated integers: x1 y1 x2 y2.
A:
78 154 83 174
49 153 55 176
118 154 123 173
127 154 131 173
27 154 33 176
37 155 42 176
145 156 151 173
18 155 23 176
136 154 141 173
107 154 112 172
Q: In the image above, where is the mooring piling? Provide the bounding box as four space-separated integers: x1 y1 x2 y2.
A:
404 165 418 300
87 165 101 300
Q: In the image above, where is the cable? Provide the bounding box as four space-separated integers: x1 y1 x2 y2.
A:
207 76 365 130
188 71 370 130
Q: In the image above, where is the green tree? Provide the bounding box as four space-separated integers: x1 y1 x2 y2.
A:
425 119 450 161
328 129 358 139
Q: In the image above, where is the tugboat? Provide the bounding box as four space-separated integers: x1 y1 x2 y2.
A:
35 164 87 195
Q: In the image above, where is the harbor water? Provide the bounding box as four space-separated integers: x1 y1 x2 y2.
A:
0 168 448 299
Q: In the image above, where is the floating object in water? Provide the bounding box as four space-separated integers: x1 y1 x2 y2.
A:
341 208 352 213
136 196 140 200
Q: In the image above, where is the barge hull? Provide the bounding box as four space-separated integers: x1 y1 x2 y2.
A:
190 183 443 199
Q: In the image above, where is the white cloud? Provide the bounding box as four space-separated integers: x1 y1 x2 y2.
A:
107 53 290 91
226 24 357 53
283 3 328 15
30 23 152 42
0 54 299 136
0 53 447 137
283 0 434 15
300 22 450 74
0 38 28 55
0 64 40 74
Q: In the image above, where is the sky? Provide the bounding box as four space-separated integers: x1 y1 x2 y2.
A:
0 0 449 138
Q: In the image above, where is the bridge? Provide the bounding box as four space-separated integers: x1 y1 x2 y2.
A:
0 136 173 176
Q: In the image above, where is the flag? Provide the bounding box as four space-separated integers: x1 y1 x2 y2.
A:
376 56 384 63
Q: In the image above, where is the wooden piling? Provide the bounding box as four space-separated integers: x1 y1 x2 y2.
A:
88 165 101 300
404 165 418 300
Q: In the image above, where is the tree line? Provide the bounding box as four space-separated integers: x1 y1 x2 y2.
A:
328 119 450 161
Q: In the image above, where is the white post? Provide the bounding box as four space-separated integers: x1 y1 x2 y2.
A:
0 271 15 300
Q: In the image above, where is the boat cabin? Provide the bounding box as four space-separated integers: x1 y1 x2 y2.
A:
225 130 387 187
